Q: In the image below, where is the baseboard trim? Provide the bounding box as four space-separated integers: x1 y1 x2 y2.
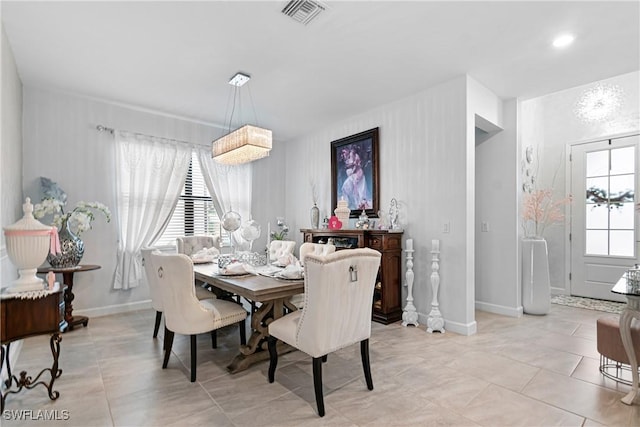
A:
74 300 152 318
417 313 477 336
475 300 523 318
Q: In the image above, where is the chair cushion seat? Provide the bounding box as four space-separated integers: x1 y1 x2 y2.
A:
195 284 214 301
269 311 301 349
200 298 247 330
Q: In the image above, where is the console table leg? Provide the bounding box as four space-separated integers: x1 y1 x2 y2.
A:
62 272 75 327
46 333 63 400
3 342 13 389
1 333 63 409
1 344 5 412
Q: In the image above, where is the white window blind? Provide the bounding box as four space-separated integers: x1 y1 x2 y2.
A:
155 152 222 247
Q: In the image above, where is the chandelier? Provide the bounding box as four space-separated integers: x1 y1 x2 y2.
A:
574 83 624 124
212 73 272 165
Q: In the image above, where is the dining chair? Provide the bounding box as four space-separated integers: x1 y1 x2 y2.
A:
142 245 216 339
289 242 337 309
268 240 296 263
149 252 247 382
176 236 219 300
267 248 382 417
176 235 220 255
299 242 336 265
141 247 164 338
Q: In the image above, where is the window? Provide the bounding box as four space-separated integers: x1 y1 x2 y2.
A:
155 152 222 247
585 146 635 256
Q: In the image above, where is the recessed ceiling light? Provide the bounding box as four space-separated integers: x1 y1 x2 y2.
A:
552 34 575 48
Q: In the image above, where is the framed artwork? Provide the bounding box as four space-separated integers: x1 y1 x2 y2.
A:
331 127 379 218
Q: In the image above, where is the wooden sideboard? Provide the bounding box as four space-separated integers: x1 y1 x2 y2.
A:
1 289 67 410
300 228 403 324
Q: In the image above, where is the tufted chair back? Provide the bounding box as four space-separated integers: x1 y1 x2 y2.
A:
297 248 380 357
267 248 381 416
299 242 336 266
268 240 296 261
176 235 220 256
149 252 247 382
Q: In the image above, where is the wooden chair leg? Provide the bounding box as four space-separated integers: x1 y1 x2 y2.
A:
211 330 217 349
153 311 162 338
312 357 325 417
321 355 327 363
162 328 175 369
267 336 278 383
190 334 197 382
239 319 246 346
360 339 373 390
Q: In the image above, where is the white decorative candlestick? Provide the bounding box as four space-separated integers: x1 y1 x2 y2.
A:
427 239 445 333
402 239 418 327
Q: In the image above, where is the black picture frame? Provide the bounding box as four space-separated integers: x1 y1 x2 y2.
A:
331 128 379 218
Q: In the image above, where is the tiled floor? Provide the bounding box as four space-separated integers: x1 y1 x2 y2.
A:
3 305 639 426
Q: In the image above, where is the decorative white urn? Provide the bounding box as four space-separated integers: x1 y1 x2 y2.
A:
3 198 55 293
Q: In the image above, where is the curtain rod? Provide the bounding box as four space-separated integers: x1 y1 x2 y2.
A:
95 124 212 149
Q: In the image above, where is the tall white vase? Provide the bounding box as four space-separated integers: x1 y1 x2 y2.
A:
521 237 550 315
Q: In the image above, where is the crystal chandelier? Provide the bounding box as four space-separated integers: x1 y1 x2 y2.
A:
574 83 624 124
212 72 272 165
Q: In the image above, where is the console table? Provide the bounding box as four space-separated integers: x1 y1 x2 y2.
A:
37 264 100 331
301 229 403 324
1 288 66 410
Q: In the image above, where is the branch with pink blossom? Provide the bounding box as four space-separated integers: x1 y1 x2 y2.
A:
522 189 571 238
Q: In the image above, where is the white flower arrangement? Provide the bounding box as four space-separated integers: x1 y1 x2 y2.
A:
33 177 111 236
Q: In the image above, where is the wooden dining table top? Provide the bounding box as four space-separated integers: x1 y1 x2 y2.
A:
193 263 303 302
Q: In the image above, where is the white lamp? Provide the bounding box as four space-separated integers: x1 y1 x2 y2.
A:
212 125 272 165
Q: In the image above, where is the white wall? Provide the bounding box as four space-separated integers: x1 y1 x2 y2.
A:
471 71 522 317
1 25 23 286
521 71 640 294
0 23 24 387
20 87 275 316
284 76 482 335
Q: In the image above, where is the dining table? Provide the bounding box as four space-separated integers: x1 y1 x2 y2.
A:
193 263 303 373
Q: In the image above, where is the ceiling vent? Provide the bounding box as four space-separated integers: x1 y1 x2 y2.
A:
282 0 326 25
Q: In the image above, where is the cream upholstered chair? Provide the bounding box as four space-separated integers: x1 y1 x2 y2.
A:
176 235 220 255
299 242 336 265
176 235 219 300
141 247 164 338
267 248 381 417
268 240 296 262
142 246 213 338
289 242 337 309
149 252 247 382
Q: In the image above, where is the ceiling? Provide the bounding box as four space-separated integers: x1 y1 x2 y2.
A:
2 1 639 141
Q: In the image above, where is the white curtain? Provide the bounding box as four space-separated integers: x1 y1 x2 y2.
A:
113 132 192 289
197 147 252 251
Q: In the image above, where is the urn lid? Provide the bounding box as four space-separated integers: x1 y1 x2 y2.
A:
3 198 52 233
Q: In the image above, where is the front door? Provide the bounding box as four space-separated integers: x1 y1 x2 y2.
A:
570 134 639 302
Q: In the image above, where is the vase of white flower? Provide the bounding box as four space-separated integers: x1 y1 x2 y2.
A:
48 217 85 268
33 177 111 268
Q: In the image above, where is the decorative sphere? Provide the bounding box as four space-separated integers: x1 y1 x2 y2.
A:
241 220 261 241
221 210 241 232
